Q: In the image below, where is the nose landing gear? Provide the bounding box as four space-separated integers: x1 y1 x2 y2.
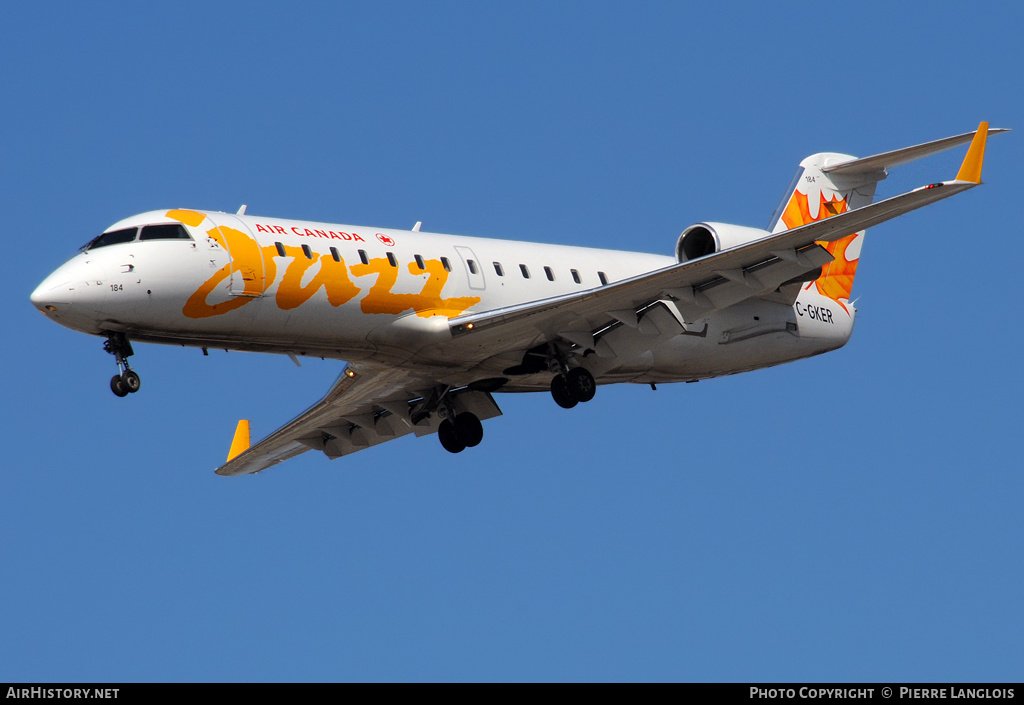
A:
104 332 141 397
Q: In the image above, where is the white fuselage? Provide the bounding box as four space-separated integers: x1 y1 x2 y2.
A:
31 208 853 391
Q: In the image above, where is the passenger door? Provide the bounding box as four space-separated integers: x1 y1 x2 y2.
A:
210 214 269 297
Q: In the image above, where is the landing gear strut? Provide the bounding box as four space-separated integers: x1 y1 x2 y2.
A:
104 332 141 397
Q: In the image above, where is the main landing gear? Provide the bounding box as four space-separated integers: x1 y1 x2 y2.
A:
550 367 596 409
543 343 596 409
413 385 486 454
104 332 141 398
437 412 484 454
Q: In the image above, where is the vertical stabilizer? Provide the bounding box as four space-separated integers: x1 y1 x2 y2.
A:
768 153 878 315
764 124 1003 316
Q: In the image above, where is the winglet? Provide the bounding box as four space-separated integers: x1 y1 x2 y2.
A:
955 122 989 183
227 420 251 462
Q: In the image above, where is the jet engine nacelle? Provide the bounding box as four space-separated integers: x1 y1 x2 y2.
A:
675 222 772 263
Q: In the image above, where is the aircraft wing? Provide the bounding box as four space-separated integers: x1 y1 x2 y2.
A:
447 126 993 353
215 364 502 476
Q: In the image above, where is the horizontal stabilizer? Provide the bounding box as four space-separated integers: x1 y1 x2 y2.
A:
821 124 1007 177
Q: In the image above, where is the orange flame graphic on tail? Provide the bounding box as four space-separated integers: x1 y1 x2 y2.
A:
781 191 859 313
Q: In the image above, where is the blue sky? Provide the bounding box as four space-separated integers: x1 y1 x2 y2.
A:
3 2 1022 682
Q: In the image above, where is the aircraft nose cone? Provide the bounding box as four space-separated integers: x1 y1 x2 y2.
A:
30 270 76 313
31 257 110 335
29 282 47 309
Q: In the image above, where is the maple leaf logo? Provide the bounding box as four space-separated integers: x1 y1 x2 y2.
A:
781 190 859 313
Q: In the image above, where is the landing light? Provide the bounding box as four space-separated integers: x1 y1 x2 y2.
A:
466 323 474 330
344 368 356 378
45 305 57 312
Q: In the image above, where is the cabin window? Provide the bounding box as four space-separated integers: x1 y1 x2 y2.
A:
544 266 554 281
330 247 341 262
441 257 452 272
386 252 398 267
275 242 286 257
493 262 504 276
301 244 314 260
414 254 425 270
358 249 369 265
571 269 581 284
467 259 478 274
520 264 531 279
598 271 608 286
83 227 137 250
139 224 191 241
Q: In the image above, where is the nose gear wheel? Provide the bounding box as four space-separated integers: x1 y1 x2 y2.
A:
110 375 129 397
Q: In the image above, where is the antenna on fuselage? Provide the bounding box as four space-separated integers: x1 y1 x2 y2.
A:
237 205 247 215
412 221 422 231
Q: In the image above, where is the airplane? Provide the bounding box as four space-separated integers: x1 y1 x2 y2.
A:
30 123 1004 476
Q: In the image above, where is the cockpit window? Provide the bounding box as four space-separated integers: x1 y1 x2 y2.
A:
139 223 191 241
82 223 194 251
82 227 137 250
